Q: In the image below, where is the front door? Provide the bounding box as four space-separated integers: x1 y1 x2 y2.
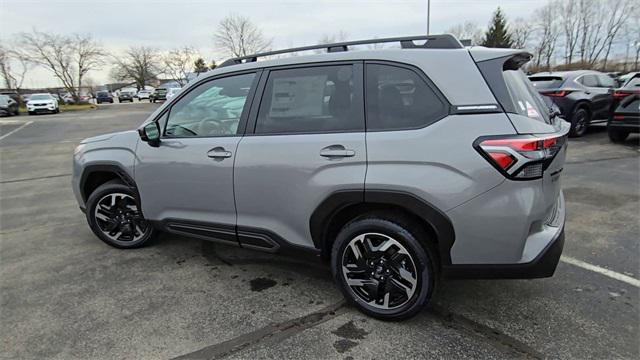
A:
135 72 259 240
234 63 367 249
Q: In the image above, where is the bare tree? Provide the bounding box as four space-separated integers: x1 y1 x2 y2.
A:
316 31 350 52
559 0 581 64
532 2 561 70
446 21 483 45
163 47 198 86
214 14 272 58
20 30 104 100
511 18 532 49
0 43 32 92
74 34 105 98
111 46 161 90
577 0 607 64
600 0 633 69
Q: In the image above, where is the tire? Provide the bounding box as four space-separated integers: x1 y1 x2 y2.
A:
608 128 629 143
54 108 59 114
569 107 590 137
331 213 437 320
85 181 156 249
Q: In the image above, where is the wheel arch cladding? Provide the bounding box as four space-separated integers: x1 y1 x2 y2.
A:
310 190 455 265
80 164 137 202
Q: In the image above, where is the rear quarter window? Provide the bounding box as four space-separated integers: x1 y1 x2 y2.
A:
503 70 550 123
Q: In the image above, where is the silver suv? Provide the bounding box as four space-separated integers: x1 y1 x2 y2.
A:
72 35 569 320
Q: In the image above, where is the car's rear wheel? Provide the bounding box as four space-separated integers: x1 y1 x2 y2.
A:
608 127 629 143
86 181 155 249
569 107 590 137
331 214 436 320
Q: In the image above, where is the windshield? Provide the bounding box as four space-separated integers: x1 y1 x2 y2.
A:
504 70 550 123
529 76 564 89
0 95 9 105
97 91 109 96
623 76 640 88
30 94 52 100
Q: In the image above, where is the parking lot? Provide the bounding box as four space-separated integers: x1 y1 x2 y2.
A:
0 103 638 359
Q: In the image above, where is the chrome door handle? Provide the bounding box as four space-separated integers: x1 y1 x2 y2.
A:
320 145 355 158
207 147 232 158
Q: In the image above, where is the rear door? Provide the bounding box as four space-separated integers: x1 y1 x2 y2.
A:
233 63 366 250
580 74 609 119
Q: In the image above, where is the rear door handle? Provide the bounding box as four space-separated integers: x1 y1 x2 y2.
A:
207 147 232 158
320 145 355 158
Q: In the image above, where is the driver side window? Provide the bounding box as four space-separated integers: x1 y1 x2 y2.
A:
164 72 256 137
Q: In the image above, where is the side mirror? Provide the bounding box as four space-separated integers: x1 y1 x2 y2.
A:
138 122 161 147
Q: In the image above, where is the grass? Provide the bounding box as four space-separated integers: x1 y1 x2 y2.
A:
18 103 97 114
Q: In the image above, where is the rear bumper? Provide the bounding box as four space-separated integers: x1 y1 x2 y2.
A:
608 119 640 133
442 228 564 279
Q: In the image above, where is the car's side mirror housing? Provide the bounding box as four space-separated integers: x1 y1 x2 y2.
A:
138 122 161 147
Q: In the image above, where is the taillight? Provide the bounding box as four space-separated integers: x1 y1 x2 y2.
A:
613 115 625 120
540 90 570 97
612 90 638 98
475 134 567 180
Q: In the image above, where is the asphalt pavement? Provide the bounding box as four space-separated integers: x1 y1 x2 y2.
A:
1 103 638 359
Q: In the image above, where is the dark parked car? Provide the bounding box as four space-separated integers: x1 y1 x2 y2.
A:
0 95 19 116
96 91 114 104
608 73 639 142
529 70 615 137
149 88 167 103
118 91 134 103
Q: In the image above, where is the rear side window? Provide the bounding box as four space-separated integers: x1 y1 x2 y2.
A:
597 75 615 88
255 65 364 134
503 70 550 123
580 75 598 87
365 64 446 131
529 76 563 89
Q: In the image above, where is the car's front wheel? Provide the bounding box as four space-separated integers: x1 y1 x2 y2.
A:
86 181 155 249
331 214 437 320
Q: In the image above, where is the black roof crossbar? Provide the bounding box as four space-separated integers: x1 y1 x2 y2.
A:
218 34 463 68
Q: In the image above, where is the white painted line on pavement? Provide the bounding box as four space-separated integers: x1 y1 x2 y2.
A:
0 121 33 141
561 255 640 288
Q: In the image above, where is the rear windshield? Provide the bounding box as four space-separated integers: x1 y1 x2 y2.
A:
529 76 564 89
504 70 550 123
156 89 167 94
623 76 640 88
97 91 109 96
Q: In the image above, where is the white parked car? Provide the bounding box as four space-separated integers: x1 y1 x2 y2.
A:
26 93 59 115
137 90 152 100
166 87 181 101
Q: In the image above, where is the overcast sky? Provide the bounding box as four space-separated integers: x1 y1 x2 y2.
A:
1 0 548 88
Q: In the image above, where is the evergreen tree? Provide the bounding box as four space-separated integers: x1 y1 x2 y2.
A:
481 7 513 48
193 57 208 74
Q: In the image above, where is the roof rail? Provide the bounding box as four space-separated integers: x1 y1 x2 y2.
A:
218 34 463 68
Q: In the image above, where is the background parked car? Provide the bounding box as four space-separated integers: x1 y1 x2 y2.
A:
118 91 134 103
149 88 167 103
165 87 181 101
26 93 59 115
0 95 19 116
137 89 152 100
529 70 615 137
608 72 639 142
96 91 114 104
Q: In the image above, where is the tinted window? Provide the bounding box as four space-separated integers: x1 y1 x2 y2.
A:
529 76 564 89
30 94 52 100
255 65 363 134
0 95 9 105
598 75 615 88
624 77 640 88
580 75 598 87
365 64 446 131
504 70 550 123
164 73 255 137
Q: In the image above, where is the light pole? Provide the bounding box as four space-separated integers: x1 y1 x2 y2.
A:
427 0 431 35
